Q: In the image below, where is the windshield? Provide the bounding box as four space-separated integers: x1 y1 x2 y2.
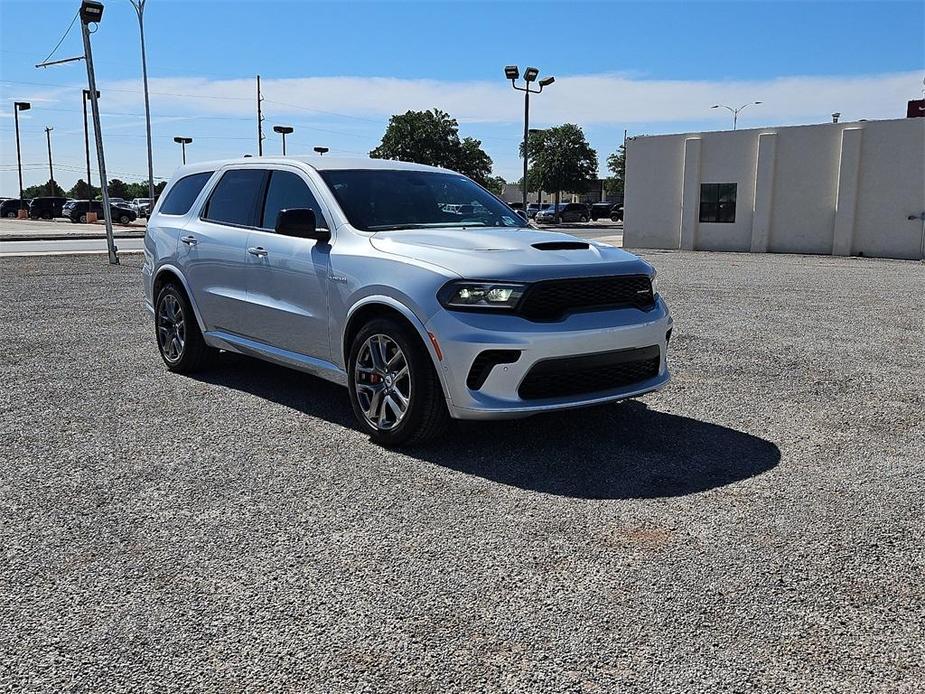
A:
319 169 528 232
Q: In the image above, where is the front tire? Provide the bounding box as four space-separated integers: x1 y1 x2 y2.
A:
119 214 131 224
155 283 214 373
348 317 449 446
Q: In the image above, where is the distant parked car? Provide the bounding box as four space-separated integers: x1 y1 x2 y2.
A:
28 196 67 220
130 198 153 216
535 202 590 224
591 202 618 220
1 198 30 218
65 200 138 224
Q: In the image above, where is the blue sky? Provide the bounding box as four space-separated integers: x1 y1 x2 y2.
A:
1 0 923 194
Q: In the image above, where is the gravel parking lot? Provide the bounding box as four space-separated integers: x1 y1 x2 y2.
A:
1 250 922 692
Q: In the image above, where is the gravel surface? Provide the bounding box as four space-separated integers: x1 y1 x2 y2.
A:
1 251 922 693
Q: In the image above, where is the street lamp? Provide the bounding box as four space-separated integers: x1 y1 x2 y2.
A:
82 89 99 195
45 126 55 196
313 146 329 156
505 65 555 210
129 0 155 202
13 101 30 212
173 136 192 165
273 125 294 155
710 101 762 130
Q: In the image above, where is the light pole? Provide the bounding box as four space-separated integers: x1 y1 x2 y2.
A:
313 146 329 156
273 125 294 155
45 126 55 196
13 101 30 212
80 0 117 264
173 137 192 165
129 0 154 202
505 65 555 210
82 89 99 195
710 101 762 130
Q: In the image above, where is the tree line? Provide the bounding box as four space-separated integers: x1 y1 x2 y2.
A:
369 108 626 200
20 178 167 201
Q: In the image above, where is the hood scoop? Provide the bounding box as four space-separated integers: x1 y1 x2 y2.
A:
531 241 590 251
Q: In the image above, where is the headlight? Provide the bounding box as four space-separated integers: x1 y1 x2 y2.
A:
650 271 659 297
438 280 527 310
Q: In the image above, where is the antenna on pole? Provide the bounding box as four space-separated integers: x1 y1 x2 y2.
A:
256 74 265 156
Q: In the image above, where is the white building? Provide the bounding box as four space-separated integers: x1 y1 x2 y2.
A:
623 117 925 260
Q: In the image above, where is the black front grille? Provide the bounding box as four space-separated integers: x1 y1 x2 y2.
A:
517 275 654 321
518 345 661 400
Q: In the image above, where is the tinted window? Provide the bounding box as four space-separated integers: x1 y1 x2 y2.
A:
319 169 527 232
260 170 327 230
699 183 737 223
203 169 267 227
159 172 213 216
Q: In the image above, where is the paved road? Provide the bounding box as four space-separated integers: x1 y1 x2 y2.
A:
1 251 921 692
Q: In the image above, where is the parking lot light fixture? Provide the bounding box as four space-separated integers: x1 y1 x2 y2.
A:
711 101 763 130
13 101 31 211
505 65 555 211
173 136 192 165
273 125 294 155
313 146 329 156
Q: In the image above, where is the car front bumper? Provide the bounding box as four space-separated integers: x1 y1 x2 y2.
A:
425 297 672 420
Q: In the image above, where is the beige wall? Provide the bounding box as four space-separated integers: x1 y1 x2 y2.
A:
624 118 925 260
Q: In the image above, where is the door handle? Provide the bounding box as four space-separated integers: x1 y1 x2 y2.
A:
180 235 198 246
247 246 269 257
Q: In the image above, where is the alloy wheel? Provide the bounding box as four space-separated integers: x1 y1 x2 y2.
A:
157 293 186 363
354 334 412 431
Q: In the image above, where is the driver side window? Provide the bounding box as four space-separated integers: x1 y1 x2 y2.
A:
261 170 327 230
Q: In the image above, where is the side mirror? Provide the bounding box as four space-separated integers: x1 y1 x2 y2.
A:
275 208 330 242
515 210 528 220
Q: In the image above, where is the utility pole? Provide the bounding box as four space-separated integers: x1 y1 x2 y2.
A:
256 74 264 156
45 126 55 195
80 0 117 265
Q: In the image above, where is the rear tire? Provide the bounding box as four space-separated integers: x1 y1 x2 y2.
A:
155 283 214 373
79 214 87 224
347 317 449 446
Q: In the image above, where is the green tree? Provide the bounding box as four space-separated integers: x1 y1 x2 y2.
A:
107 178 130 200
604 143 626 195
67 179 100 200
22 179 65 198
370 108 496 185
522 124 598 217
484 175 506 196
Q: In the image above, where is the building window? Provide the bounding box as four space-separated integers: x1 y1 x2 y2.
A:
699 183 737 223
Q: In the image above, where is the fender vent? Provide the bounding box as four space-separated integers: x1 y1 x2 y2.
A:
531 241 590 251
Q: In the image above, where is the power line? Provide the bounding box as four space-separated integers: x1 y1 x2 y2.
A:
37 11 80 67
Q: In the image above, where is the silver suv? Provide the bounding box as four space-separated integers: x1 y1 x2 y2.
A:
143 157 672 445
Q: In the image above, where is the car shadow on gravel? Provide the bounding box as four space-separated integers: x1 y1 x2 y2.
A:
195 354 779 500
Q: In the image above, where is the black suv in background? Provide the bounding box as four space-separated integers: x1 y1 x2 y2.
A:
28 196 67 219
64 200 138 224
1 199 30 218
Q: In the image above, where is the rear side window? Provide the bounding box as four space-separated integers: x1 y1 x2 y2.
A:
203 169 267 227
159 172 213 216
260 170 327 230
